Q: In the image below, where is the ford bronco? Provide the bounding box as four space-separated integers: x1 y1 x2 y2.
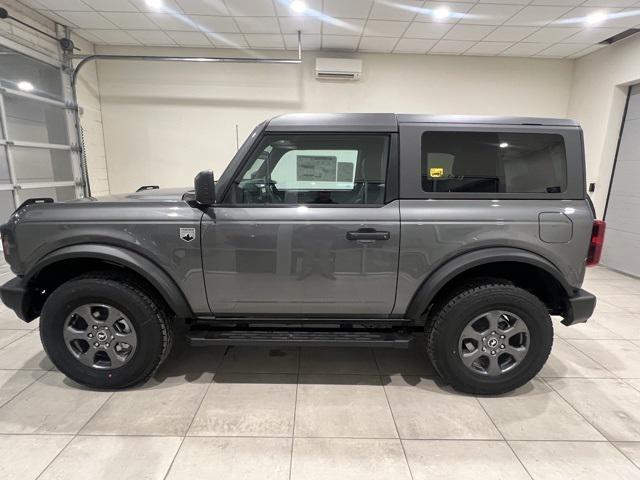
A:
0 113 604 394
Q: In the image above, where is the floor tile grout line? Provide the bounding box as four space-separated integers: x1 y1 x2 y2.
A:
3 432 640 442
374 348 415 480
539 376 640 472
162 370 216 480
33 434 77 480
75 389 116 436
553 337 619 378
0 329 33 352
288 347 301 480
162 364 220 480
474 395 535 479
34 388 115 480
0 369 47 410
568 338 640 380
533 377 606 442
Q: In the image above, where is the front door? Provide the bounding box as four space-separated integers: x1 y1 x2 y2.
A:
201 132 400 317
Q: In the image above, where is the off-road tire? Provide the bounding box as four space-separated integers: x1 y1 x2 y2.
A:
427 282 553 395
40 273 173 389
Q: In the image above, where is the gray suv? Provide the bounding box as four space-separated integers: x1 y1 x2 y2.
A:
0 113 604 395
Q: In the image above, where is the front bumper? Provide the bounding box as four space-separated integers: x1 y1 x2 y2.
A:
0 276 33 322
561 288 597 326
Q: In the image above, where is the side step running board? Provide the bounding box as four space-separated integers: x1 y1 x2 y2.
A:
187 329 414 349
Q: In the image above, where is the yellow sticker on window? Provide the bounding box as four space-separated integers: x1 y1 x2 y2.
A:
429 167 444 178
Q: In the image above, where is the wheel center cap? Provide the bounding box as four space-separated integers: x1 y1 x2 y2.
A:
487 337 499 348
96 331 108 342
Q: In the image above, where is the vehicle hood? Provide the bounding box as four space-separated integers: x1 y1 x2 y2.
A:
74 187 192 203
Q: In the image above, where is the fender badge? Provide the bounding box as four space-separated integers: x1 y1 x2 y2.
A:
180 227 196 242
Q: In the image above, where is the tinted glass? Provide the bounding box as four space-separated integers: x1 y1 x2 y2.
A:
4 96 69 145
0 148 9 184
421 131 567 194
0 45 63 100
20 186 75 203
225 134 389 205
12 147 74 183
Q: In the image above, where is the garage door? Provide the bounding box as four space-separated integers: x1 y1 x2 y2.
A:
601 85 640 276
0 43 83 223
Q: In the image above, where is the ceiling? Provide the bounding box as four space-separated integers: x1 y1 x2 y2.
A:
18 0 640 58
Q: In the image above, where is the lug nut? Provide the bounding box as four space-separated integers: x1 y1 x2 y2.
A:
500 345 505 349
93 325 98 330
482 347 486 352
491 331 496 335
88 333 93 338
93 342 99 347
491 350 496 355
105 343 110 348
500 335 505 339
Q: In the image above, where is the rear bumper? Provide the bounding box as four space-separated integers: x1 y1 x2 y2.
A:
0 276 32 322
561 288 596 326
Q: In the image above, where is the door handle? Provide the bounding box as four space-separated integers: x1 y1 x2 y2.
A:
346 228 390 241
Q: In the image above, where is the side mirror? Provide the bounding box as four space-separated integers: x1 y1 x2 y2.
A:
194 170 216 206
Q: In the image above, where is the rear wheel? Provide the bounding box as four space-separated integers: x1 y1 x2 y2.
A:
427 282 553 395
40 273 173 389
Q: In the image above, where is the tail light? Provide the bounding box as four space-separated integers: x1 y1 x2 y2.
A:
586 220 606 267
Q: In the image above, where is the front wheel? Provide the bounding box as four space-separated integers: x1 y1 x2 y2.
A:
40 273 173 389
427 282 553 395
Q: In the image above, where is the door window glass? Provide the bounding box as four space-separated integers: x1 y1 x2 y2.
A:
225 134 389 205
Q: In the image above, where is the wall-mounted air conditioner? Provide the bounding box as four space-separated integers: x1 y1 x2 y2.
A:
315 58 362 81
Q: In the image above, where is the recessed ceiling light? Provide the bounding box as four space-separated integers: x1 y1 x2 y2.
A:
585 11 607 26
290 0 307 13
433 6 451 20
499 142 509 148
17 81 34 92
145 0 163 9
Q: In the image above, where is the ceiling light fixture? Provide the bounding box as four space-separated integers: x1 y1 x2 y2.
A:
499 142 509 148
145 0 163 9
433 6 451 20
585 11 607 26
290 0 307 13
17 81 34 92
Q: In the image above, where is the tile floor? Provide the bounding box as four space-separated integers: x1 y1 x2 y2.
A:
0 266 639 479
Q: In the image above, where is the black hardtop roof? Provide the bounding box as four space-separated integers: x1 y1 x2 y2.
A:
266 113 578 132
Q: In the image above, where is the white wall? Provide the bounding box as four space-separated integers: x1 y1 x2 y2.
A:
94 45 575 194
568 35 640 218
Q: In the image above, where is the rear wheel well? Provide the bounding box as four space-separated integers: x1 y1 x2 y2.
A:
27 259 175 319
422 262 569 324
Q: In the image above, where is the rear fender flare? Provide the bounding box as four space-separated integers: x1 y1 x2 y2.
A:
405 247 573 321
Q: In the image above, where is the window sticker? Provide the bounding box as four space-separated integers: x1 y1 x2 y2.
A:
429 167 444 178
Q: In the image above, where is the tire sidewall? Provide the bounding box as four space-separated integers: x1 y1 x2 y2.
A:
40 278 164 389
435 286 553 394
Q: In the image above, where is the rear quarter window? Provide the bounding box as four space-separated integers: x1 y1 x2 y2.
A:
421 131 567 194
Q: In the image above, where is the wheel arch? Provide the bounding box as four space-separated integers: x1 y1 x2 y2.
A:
406 247 574 325
24 244 193 320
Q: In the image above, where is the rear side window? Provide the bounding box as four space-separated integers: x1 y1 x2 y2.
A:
421 131 567 194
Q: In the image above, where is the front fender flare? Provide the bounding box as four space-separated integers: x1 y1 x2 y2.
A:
405 247 574 321
26 244 193 318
